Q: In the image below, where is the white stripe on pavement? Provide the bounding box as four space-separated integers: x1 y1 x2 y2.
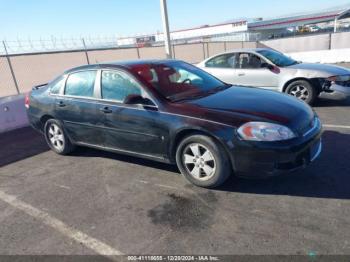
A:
0 190 123 256
323 124 350 130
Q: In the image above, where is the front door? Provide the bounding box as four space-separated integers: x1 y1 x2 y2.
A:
97 69 166 159
234 53 279 90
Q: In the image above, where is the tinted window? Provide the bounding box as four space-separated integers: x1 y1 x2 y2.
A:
50 75 65 94
206 54 237 68
65 71 96 97
101 70 142 102
238 53 263 69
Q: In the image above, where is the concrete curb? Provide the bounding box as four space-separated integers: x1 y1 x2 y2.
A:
0 94 29 134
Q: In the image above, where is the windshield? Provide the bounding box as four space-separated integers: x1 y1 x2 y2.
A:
130 61 229 101
257 49 298 67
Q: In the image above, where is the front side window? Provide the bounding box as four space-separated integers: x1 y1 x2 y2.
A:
50 75 65 95
131 61 229 101
101 70 142 102
206 54 237 68
238 53 264 69
65 71 96 97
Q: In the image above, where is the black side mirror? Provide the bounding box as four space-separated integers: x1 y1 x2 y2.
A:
261 63 274 70
124 94 156 107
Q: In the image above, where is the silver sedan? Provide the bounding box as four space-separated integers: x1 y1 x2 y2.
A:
197 48 350 104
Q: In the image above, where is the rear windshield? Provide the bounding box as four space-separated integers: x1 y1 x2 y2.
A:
130 61 227 101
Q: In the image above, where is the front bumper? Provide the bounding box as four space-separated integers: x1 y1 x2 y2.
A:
229 128 322 179
329 83 350 96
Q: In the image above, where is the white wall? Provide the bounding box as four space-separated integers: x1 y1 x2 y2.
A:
287 48 350 63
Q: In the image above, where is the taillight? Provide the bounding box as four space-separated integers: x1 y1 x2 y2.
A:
25 93 30 109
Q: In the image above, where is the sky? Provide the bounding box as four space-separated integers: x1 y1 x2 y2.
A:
1 0 350 40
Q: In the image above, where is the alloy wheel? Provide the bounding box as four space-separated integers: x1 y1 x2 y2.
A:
48 123 65 151
182 143 216 181
289 85 309 100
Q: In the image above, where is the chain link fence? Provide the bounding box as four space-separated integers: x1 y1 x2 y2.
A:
2 30 350 98
0 39 260 98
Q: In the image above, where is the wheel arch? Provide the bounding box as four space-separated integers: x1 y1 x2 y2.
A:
282 77 313 93
170 128 232 166
40 114 54 131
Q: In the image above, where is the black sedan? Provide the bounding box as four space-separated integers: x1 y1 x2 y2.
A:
26 60 322 188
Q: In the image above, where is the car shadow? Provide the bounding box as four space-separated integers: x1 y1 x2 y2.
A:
0 127 49 168
314 95 350 107
216 130 350 200
71 130 350 200
70 147 179 174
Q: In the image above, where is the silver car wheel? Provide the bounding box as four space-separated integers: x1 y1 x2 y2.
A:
289 85 309 101
182 143 216 181
48 123 65 151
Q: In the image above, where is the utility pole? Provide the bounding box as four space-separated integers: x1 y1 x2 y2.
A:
334 17 338 33
160 0 172 59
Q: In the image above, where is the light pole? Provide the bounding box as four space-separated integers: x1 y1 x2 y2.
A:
160 0 172 58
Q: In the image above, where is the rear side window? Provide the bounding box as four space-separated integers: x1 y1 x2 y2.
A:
65 71 96 97
101 70 142 102
205 54 237 68
50 76 65 95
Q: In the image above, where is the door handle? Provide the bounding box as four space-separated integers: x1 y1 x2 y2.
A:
56 101 66 107
99 106 112 114
238 73 245 76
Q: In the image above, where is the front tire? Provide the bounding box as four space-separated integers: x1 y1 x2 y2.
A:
44 119 75 155
176 134 231 188
285 80 317 105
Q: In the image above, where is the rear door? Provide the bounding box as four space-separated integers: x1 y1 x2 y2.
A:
54 70 103 145
202 53 239 83
97 69 166 158
234 52 279 90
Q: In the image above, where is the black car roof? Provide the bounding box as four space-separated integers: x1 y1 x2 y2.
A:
64 59 180 74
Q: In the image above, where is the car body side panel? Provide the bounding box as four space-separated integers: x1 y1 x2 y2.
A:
53 96 103 145
27 87 56 131
98 103 167 158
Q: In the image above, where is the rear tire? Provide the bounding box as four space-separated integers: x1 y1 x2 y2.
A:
44 119 75 155
176 134 231 188
285 80 317 105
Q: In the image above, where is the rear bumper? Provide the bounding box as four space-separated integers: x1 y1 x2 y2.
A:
26 112 43 133
229 129 322 179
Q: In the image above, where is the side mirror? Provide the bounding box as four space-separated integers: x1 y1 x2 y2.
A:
124 94 156 107
261 63 274 70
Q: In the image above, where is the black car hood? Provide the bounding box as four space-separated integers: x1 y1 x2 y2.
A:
186 86 315 134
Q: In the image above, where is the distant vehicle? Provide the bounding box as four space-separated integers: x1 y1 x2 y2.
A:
297 26 311 33
26 60 322 188
306 25 320 32
197 48 350 104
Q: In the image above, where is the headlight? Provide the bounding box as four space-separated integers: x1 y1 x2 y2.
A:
237 122 296 141
327 75 350 82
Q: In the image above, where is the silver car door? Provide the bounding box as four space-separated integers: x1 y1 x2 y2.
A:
235 53 280 90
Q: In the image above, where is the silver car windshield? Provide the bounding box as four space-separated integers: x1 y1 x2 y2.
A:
257 49 298 67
